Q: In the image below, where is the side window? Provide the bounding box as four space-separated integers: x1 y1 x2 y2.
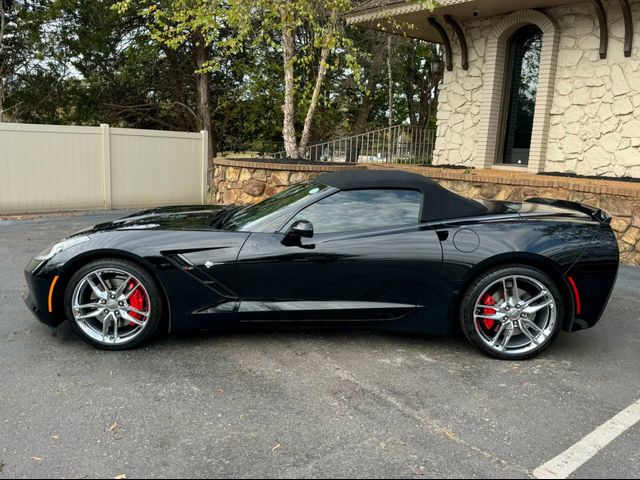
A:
285 189 422 234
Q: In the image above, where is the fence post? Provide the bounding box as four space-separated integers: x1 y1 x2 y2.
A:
201 130 209 204
100 124 112 210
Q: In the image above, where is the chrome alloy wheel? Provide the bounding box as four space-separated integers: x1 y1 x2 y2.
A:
71 268 151 346
473 275 557 356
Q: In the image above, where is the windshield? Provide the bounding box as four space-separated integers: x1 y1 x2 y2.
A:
222 180 329 232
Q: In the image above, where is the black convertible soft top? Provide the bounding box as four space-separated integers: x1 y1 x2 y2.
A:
318 170 488 222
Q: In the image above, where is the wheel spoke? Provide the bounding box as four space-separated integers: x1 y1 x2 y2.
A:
86 277 106 300
76 309 104 320
120 311 144 326
476 312 505 321
122 280 140 300
114 275 132 299
113 316 119 342
102 312 112 341
95 272 110 294
74 302 102 310
124 306 149 317
523 319 544 335
476 304 497 311
523 299 553 314
498 326 514 351
523 291 547 308
520 322 540 345
489 324 507 347
512 277 521 303
501 279 508 302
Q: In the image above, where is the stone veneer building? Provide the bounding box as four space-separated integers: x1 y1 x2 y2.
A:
347 0 640 177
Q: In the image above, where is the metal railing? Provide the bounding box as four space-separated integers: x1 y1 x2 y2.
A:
270 125 436 164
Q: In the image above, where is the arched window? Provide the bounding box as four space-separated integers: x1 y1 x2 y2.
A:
499 26 543 166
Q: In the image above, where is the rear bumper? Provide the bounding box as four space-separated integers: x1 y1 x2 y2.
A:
565 224 620 331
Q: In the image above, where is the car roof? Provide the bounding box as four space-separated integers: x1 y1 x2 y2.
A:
317 169 488 222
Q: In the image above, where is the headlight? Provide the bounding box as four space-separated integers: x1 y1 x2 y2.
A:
34 236 91 261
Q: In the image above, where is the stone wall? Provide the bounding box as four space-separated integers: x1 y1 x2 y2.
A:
434 0 640 177
211 158 366 205
212 158 640 265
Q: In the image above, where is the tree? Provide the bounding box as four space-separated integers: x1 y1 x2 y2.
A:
3 0 444 160
0 0 71 123
227 0 359 159
396 38 441 128
113 0 229 160
351 31 387 134
60 0 199 131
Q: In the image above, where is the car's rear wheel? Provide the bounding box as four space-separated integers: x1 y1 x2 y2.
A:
64 258 163 350
460 265 564 360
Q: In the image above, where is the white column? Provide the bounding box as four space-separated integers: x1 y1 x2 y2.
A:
100 124 112 210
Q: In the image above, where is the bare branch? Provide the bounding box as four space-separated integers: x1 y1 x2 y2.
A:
168 101 198 121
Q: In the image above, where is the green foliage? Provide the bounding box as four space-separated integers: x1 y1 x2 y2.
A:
112 0 228 71
2 0 443 152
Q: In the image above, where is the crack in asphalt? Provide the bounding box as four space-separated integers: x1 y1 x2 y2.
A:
314 352 533 478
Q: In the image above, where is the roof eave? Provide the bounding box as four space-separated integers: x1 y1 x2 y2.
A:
346 1 429 26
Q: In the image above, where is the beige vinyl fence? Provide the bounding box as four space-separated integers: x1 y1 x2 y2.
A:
0 122 209 214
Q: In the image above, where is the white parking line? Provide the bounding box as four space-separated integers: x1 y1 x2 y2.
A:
533 399 640 479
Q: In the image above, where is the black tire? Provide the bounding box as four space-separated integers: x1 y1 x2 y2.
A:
64 258 164 350
459 265 564 360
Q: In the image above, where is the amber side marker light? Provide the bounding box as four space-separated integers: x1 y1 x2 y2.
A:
48 276 60 313
567 276 582 316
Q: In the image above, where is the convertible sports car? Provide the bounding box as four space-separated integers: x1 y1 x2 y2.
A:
24 170 619 359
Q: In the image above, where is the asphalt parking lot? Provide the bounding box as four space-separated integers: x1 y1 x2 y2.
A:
0 210 638 479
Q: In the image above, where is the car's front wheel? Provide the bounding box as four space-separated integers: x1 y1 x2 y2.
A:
460 265 564 360
64 258 163 350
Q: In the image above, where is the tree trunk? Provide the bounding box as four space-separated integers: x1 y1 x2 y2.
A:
0 0 6 123
402 41 418 126
193 34 216 161
346 37 386 163
353 39 386 134
282 25 298 159
297 44 330 159
386 36 393 162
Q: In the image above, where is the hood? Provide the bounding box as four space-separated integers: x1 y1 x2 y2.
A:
73 205 232 235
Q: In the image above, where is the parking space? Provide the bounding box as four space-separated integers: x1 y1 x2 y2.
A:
0 211 638 478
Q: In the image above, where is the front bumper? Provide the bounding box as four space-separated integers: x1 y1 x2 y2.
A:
24 260 65 328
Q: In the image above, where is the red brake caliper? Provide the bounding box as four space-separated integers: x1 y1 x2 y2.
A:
482 294 497 330
127 280 146 326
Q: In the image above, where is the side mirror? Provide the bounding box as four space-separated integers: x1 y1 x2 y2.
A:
282 220 314 247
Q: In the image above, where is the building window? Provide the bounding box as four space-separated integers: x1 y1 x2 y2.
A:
499 25 543 166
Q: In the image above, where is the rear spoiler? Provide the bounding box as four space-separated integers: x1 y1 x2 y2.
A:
525 198 612 224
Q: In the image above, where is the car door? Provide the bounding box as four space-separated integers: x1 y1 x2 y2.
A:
234 188 443 323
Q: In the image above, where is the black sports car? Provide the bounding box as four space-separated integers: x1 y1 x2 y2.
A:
24 170 619 359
